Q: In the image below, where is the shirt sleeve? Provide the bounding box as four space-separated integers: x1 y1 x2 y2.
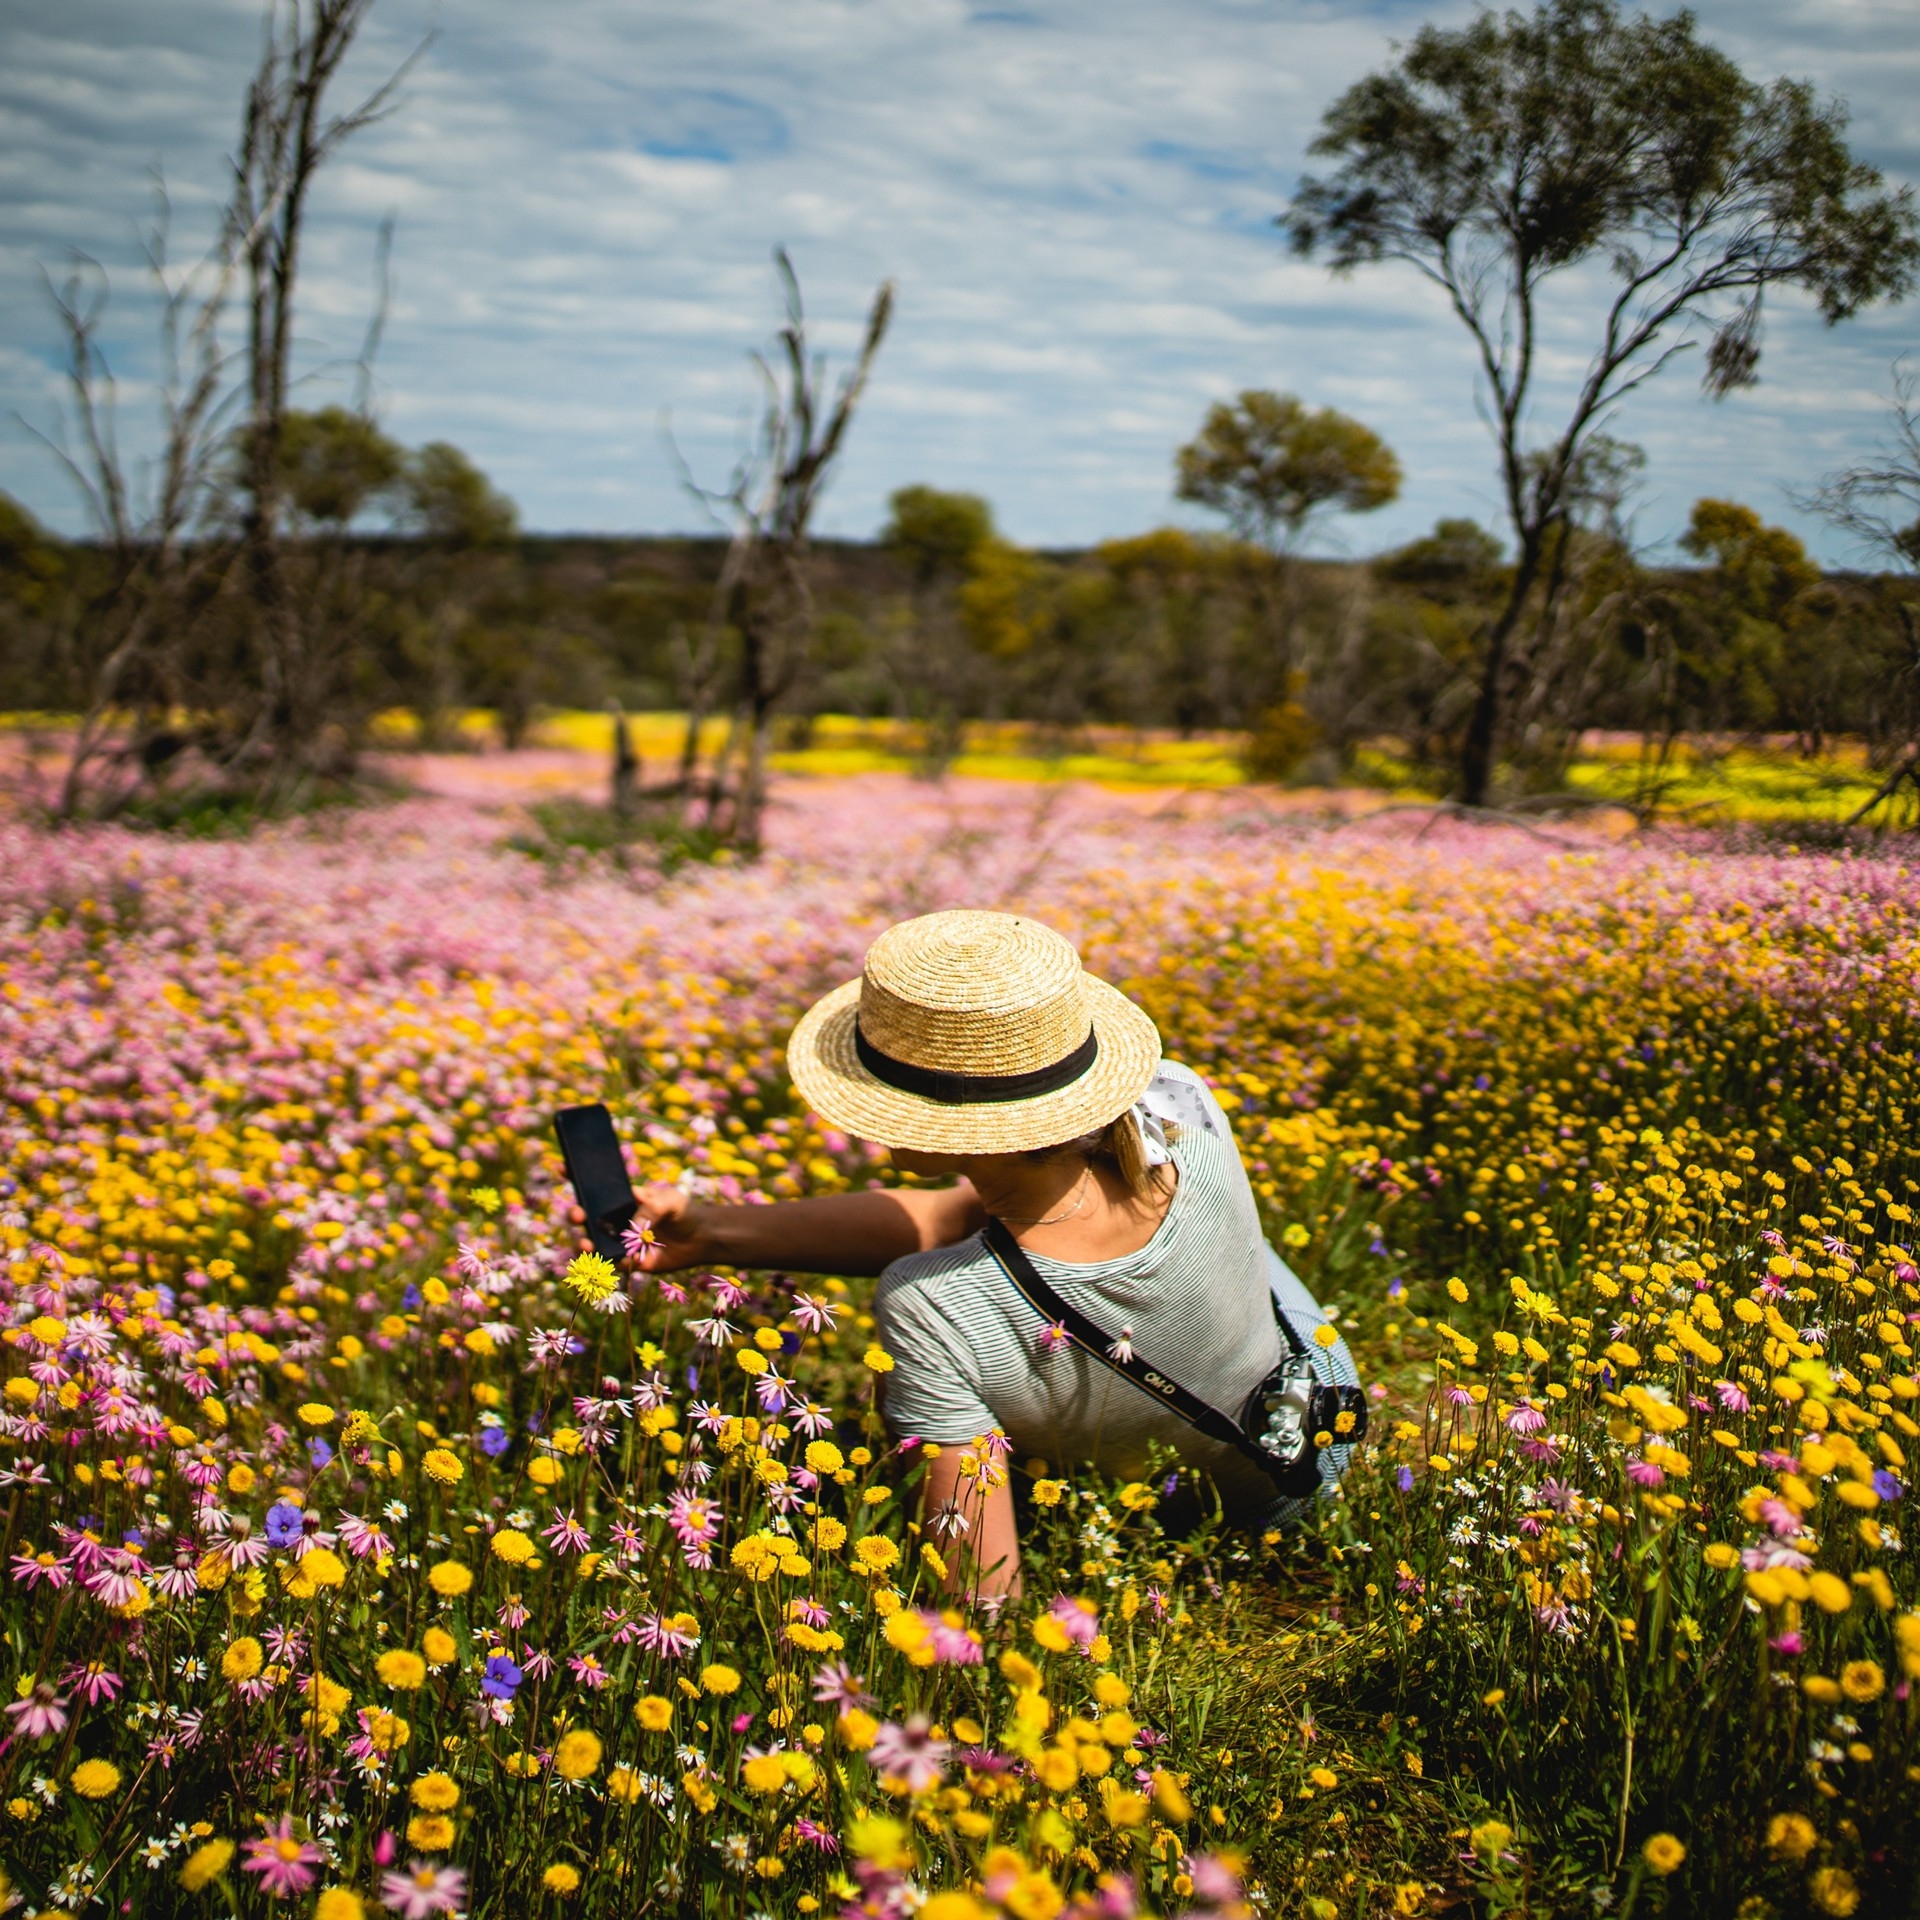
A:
1155 1059 1263 1219
873 1274 1000 1446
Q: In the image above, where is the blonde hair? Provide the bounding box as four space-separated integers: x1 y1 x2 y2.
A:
1026 1112 1175 1203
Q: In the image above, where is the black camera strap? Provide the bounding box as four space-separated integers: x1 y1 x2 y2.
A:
980 1216 1327 1499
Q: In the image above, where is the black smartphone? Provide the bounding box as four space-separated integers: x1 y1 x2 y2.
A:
553 1104 638 1261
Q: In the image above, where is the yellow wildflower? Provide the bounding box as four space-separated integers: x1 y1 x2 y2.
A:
426 1561 472 1598
69 1758 121 1800
1641 1834 1685 1876
178 1839 235 1892
376 1650 427 1691
1766 1812 1818 1862
562 1252 618 1306
552 1729 602 1780
221 1637 264 1683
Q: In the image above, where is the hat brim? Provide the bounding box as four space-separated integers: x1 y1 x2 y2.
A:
787 973 1162 1155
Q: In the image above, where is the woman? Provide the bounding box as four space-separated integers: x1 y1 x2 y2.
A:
633 908 1335 1599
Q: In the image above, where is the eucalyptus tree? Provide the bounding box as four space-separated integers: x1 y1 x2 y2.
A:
1174 389 1400 688
1286 0 1917 805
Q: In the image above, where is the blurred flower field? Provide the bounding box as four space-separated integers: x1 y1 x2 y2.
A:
0 777 1916 1918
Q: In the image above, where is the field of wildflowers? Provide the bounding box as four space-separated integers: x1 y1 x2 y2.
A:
0 774 1916 1919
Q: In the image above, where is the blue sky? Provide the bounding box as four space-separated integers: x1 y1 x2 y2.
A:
1 0 1916 561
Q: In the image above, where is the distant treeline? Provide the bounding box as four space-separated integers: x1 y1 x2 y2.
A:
4 486 1914 789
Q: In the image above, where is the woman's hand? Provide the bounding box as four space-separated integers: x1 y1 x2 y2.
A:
629 1183 719 1274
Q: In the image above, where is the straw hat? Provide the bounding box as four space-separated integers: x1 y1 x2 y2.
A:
787 909 1162 1154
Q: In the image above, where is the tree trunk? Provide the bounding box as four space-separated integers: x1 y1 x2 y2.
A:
1459 540 1543 807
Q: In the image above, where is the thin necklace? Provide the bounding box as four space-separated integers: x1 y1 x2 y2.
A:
994 1163 1092 1229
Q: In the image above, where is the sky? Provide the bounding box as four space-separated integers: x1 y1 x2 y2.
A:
0 0 1916 562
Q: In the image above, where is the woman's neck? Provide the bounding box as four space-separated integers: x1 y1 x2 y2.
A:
969 1154 1175 1262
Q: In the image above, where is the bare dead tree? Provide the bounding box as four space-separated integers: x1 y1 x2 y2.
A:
677 249 894 850
228 0 424 790
1801 361 1920 570
24 185 241 817
1800 362 1920 825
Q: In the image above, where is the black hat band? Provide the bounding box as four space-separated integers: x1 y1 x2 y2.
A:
853 1021 1099 1106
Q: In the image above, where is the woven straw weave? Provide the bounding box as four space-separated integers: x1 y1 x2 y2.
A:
788 910 1161 1154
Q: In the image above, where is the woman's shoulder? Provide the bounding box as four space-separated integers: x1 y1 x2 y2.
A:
875 1232 995 1310
1144 1058 1239 1145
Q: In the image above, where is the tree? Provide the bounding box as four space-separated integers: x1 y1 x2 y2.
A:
279 406 405 527
230 0 421 790
1680 500 1819 611
679 249 894 849
405 442 520 547
1802 362 1920 572
1286 0 1918 806
882 486 994 586
34 208 237 817
1175 390 1399 697
880 487 997 772
1800 365 1920 810
1175 390 1401 553
1379 517 1506 589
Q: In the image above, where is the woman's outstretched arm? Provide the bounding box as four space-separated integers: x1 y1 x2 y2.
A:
628 1180 986 1279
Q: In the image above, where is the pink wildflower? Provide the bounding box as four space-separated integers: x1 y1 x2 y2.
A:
337 1513 394 1560
867 1715 950 1792
153 1552 200 1601
633 1613 700 1659
666 1493 720 1551
379 1862 468 1917
1744 1540 1812 1572
5 1682 69 1740
10 1550 69 1590
791 1292 837 1333
1046 1594 1101 1648
84 1559 146 1610
1759 1499 1805 1539
242 1820 323 1898
920 1611 983 1665
811 1662 875 1708
63 1660 122 1706
541 1509 591 1555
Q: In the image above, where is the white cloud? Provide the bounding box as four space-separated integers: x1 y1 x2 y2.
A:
0 0 1914 564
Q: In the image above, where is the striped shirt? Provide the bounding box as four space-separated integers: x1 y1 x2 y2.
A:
874 1060 1288 1525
